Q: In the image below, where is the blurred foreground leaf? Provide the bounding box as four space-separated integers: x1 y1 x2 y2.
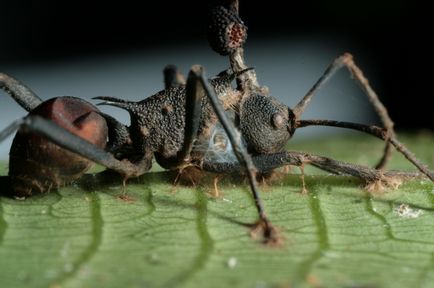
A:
0 133 433 288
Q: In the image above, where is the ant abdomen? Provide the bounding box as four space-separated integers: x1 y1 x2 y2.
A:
9 97 108 197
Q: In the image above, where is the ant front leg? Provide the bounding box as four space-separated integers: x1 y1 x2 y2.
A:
203 118 434 192
0 72 43 111
297 119 434 182
203 151 422 192
191 65 280 245
292 53 395 170
204 114 434 190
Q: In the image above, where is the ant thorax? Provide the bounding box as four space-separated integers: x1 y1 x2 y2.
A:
191 78 243 164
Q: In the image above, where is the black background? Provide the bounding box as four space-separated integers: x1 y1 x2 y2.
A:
1 0 431 130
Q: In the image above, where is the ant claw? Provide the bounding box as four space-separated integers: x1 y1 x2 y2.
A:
250 219 283 247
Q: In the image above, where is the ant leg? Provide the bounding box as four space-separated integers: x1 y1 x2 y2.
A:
163 65 186 89
204 115 434 183
0 115 152 179
192 65 279 244
297 119 434 182
0 73 43 111
292 53 395 169
203 151 421 190
174 66 204 164
148 66 205 169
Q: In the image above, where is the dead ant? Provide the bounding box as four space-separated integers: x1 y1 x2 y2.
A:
1 0 433 244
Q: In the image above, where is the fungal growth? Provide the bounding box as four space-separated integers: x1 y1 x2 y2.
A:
207 6 248 56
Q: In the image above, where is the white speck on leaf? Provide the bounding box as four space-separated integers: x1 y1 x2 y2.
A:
147 252 160 264
222 198 232 203
395 204 423 218
227 257 237 269
324 251 341 258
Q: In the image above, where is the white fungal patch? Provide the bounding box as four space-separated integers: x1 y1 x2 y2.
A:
395 204 423 218
227 257 237 269
196 124 238 164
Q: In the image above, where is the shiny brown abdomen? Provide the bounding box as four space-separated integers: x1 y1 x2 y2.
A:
9 97 108 197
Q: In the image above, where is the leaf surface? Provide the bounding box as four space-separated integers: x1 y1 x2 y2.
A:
0 134 433 288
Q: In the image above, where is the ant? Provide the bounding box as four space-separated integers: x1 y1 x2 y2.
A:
1 0 433 244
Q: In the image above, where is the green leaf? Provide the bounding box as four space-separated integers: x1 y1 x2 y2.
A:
1 133 433 288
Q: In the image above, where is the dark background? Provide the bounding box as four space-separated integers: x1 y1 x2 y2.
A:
0 0 431 130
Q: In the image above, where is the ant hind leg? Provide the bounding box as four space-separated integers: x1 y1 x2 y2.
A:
0 73 43 111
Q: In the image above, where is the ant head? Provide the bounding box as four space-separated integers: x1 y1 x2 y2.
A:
240 94 294 154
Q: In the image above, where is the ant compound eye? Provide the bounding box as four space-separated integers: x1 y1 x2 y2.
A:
207 6 247 56
272 113 285 129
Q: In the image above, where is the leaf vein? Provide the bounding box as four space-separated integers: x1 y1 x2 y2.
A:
165 189 214 286
50 192 103 286
294 188 330 286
